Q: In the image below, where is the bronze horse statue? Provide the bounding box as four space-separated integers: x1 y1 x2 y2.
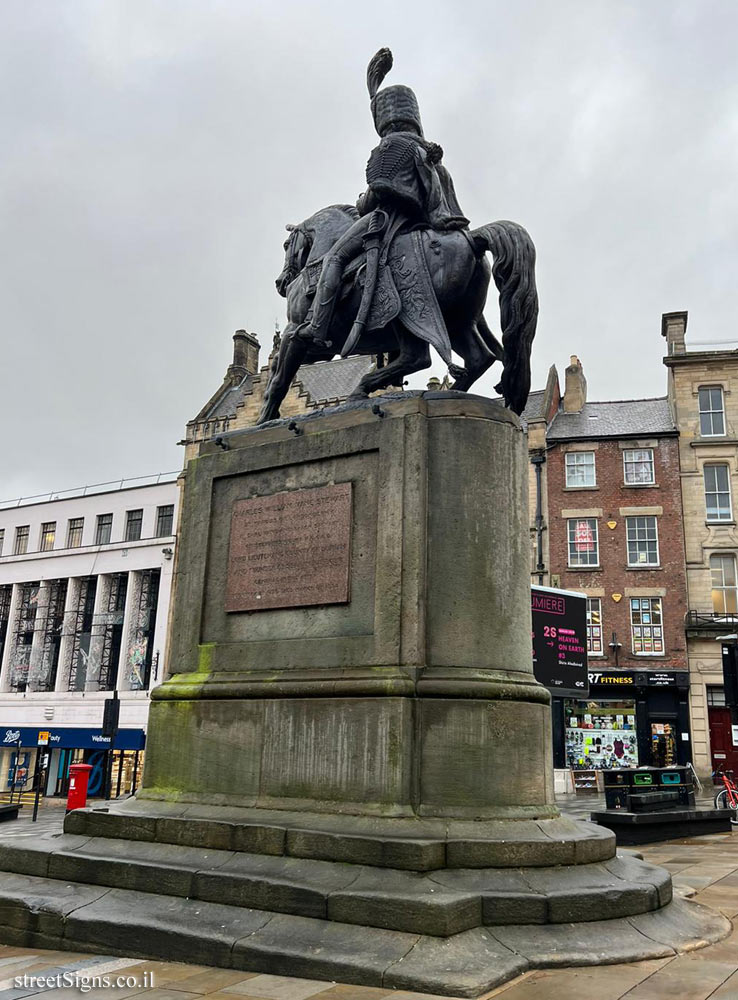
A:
257 204 538 423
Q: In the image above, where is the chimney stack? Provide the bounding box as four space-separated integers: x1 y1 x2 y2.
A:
229 330 260 379
661 311 687 356
563 355 587 413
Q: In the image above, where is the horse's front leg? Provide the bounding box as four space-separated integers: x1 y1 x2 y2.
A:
257 323 309 423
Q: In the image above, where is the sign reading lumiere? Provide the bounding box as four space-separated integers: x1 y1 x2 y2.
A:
225 483 353 612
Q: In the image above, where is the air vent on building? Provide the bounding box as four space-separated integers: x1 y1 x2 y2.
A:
44 706 54 720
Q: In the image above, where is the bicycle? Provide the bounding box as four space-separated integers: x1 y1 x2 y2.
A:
714 768 738 825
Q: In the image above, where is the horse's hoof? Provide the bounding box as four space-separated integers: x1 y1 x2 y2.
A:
448 363 466 379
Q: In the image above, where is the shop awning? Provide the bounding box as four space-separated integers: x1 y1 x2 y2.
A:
0 727 146 751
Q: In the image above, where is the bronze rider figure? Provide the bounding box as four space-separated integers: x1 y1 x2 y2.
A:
298 48 469 359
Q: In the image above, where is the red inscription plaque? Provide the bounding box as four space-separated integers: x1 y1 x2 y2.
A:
225 483 352 612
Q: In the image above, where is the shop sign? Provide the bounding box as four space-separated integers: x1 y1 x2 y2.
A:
646 672 689 687
37 731 50 746
588 671 636 686
588 670 689 689
0 727 146 750
532 585 589 698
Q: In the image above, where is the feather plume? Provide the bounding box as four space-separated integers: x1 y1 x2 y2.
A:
367 48 393 98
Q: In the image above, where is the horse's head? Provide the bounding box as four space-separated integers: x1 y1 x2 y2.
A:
275 225 311 298
275 205 360 297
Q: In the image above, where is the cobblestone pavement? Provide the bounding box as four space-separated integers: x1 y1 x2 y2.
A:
0 804 736 999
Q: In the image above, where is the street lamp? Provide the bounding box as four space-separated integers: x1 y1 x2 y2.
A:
608 631 623 668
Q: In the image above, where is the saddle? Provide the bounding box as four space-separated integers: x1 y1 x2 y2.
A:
303 229 453 366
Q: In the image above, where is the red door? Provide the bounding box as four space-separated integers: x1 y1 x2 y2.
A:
708 706 738 777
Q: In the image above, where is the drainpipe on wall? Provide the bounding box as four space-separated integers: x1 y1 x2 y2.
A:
531 452 546 585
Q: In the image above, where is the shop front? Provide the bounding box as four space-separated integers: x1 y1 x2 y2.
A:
1 726 146 799
551 670 691 769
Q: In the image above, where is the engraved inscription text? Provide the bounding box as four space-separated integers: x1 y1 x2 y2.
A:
225 483 352 612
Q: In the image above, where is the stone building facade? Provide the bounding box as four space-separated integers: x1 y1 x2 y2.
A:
663 311 738 777
183 330 375 463
526 356 691 773
0 475 178 799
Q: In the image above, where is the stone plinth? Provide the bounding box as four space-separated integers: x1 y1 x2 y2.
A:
0 393 728 996
141 392 553 820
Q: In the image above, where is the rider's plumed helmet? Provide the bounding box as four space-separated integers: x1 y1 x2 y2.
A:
367 48 423 137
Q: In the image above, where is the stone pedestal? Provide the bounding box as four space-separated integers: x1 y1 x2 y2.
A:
142 392 554 820
0 393 726 997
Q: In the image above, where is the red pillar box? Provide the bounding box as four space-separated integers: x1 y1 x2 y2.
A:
66 763 93 812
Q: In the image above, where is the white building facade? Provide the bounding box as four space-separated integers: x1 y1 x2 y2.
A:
0 474 178 799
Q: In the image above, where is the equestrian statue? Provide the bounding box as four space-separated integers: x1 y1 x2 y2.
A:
257 48 538 424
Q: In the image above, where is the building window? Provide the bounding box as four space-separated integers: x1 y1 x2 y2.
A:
567 518 599 567
39 521 56 552
586 598 603 654
66 517 84 548
707 685 726 707
0 584 11 665
37 578 68 692
10 582 39 691
711 553 738 616
13 526 29 555
565 452 596 487
67 576 97 692
128 568 161 690
626 515 659 566
623 449 655 485
698 386 725 437
99 573 128 691
95 513 113 545
125 509 143 542
704 465 732 522
156 505 174 536
630 597 664 654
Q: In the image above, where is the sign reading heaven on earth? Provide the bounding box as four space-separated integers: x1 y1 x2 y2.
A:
225 483 352 612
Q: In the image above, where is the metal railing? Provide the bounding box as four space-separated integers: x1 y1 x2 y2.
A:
685 610 738 630
0 471 180 510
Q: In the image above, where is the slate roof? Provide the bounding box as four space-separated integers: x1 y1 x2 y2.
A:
295 355 373 403
199 355 374 422
547 397 675 441
204 378 255 420
520 389 546 426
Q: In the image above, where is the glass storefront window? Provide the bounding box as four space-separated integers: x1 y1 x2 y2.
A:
565 699 639 770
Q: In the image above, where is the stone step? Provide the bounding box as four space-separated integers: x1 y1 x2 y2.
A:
64 803 616 870
0 870 728 998
0 833 670 937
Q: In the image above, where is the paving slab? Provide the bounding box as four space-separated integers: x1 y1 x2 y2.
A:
195 852 359 920
384 927 526 998
63 888 273 967
326 869 480 936
491 915 675 967
232 913 418 986
626 895 731 951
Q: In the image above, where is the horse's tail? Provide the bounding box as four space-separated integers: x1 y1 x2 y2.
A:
470 220 538 415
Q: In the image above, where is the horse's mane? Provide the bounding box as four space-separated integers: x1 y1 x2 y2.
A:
330 203 360 220
302 203 359 233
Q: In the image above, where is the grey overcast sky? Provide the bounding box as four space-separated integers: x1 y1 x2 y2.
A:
2 1 737 499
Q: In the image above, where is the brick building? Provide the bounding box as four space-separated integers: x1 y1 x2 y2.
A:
528 356 691 772
663 311 738 778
